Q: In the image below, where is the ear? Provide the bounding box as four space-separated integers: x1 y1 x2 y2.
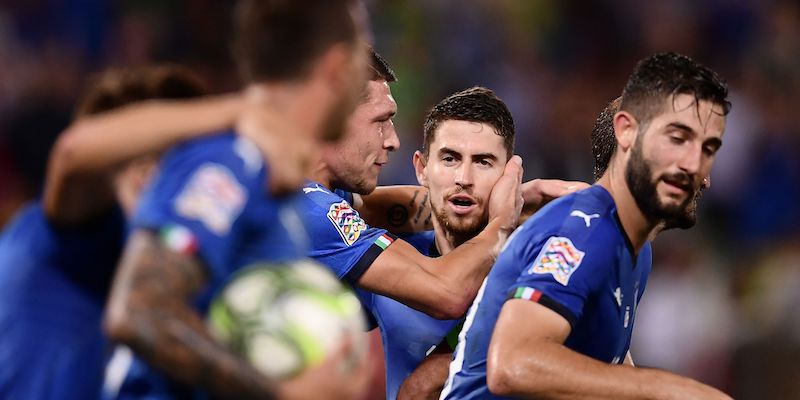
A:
613 110 638 152
412 150 429 187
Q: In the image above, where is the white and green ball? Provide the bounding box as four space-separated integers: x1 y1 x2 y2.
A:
208 259 367 379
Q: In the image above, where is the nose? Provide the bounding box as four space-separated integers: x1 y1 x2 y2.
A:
455 163 474 188
383 120 400 152
677 144 702 177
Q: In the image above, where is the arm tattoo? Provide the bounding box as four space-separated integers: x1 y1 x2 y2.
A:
387 204 409 227
112 230 277 400
413 190 430 225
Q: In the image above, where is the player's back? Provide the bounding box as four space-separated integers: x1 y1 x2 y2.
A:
441 185 652 399
0 202 125 400
107 133 307 399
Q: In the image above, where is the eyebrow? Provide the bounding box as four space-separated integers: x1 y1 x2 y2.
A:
438 147 500 161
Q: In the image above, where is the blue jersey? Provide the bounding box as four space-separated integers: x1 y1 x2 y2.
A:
356 231 461 400
299 181 396 286
107 133 305 400
441 185 652 399
0 202 125 400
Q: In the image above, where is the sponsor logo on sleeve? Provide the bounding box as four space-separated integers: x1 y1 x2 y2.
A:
175 163 247 236
326 201 367 246
527 236 585 286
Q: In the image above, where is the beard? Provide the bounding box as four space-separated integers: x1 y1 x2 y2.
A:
625 140 698 227
432 189 488 238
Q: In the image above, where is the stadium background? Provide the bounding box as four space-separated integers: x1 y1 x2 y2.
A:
0 0 798 398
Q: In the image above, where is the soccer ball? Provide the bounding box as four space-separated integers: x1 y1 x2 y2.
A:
207 259 367 379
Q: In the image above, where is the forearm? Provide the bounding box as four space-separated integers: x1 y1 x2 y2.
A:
491 340 719 400
357 186 432 233
105 231 279 399
398 353 451 400
55 94 240 173
432 218 509 288
44 94 241 222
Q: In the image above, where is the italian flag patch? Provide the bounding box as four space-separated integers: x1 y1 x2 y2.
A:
160 225 198 256
374 233 394 250
513 287 542 302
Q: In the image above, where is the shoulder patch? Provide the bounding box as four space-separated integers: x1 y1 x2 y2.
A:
527 236 585 286
326 200 367 246
175 163 247 236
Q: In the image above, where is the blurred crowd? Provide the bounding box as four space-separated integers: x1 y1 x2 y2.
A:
0 0 798 398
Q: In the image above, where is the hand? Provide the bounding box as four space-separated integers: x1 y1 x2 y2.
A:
277 336 373 400
488 155 524 234
521 179 589 215
235 93 313 196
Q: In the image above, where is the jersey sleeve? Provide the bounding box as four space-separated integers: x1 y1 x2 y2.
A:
132 136 266 283
504 231 615 328
301 190 397 285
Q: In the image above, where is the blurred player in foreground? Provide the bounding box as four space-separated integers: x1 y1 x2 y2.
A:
103 0 373 399
0 65 235 399
440 52 734 399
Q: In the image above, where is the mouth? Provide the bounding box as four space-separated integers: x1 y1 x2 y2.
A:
661 176 693 197
447 195 478 215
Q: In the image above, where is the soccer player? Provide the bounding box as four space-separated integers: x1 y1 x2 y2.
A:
103 1 374 399
440 52 734 399
0 65 235 400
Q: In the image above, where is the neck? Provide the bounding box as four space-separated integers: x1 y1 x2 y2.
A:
308 155 335 190
598 162 659 252
430 214 479 256
243 80 326 149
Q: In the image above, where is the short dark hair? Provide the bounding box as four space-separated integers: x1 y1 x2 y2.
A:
423 86 515 159
591 96 621 181
619 52 731 131
368 47 397 83
75 65 206 117
233 0 360 83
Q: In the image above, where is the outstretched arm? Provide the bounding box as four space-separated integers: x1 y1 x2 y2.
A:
105 230 369 400
486 299 732 399
44 94 241 225
353 178 588 233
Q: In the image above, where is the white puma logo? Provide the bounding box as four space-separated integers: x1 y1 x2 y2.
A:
570 210 600 227
302 185 328 195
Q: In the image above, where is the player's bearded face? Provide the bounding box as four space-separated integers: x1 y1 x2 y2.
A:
432 186 488 237
626 136 698 224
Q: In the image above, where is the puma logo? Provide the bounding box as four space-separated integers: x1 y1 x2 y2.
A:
302 185 328 195
570 210 600 227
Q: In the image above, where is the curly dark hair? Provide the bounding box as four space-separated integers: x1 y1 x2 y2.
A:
619 52 731 131
591 96 621 181
422 86 515 159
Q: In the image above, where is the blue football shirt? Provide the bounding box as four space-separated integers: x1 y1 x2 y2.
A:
356 231 461 400
441 185 652 399
106 133 306 400
0 202 125 400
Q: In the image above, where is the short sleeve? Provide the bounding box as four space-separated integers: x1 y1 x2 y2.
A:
301 190 397 285
133 135 266 282
504 234 614 327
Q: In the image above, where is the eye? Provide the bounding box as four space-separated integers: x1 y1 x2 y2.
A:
442 155 457 166
702 145 718 157
669 135 686 145
477 159 493 168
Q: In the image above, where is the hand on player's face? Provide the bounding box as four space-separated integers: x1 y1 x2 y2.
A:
487 155 524 233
